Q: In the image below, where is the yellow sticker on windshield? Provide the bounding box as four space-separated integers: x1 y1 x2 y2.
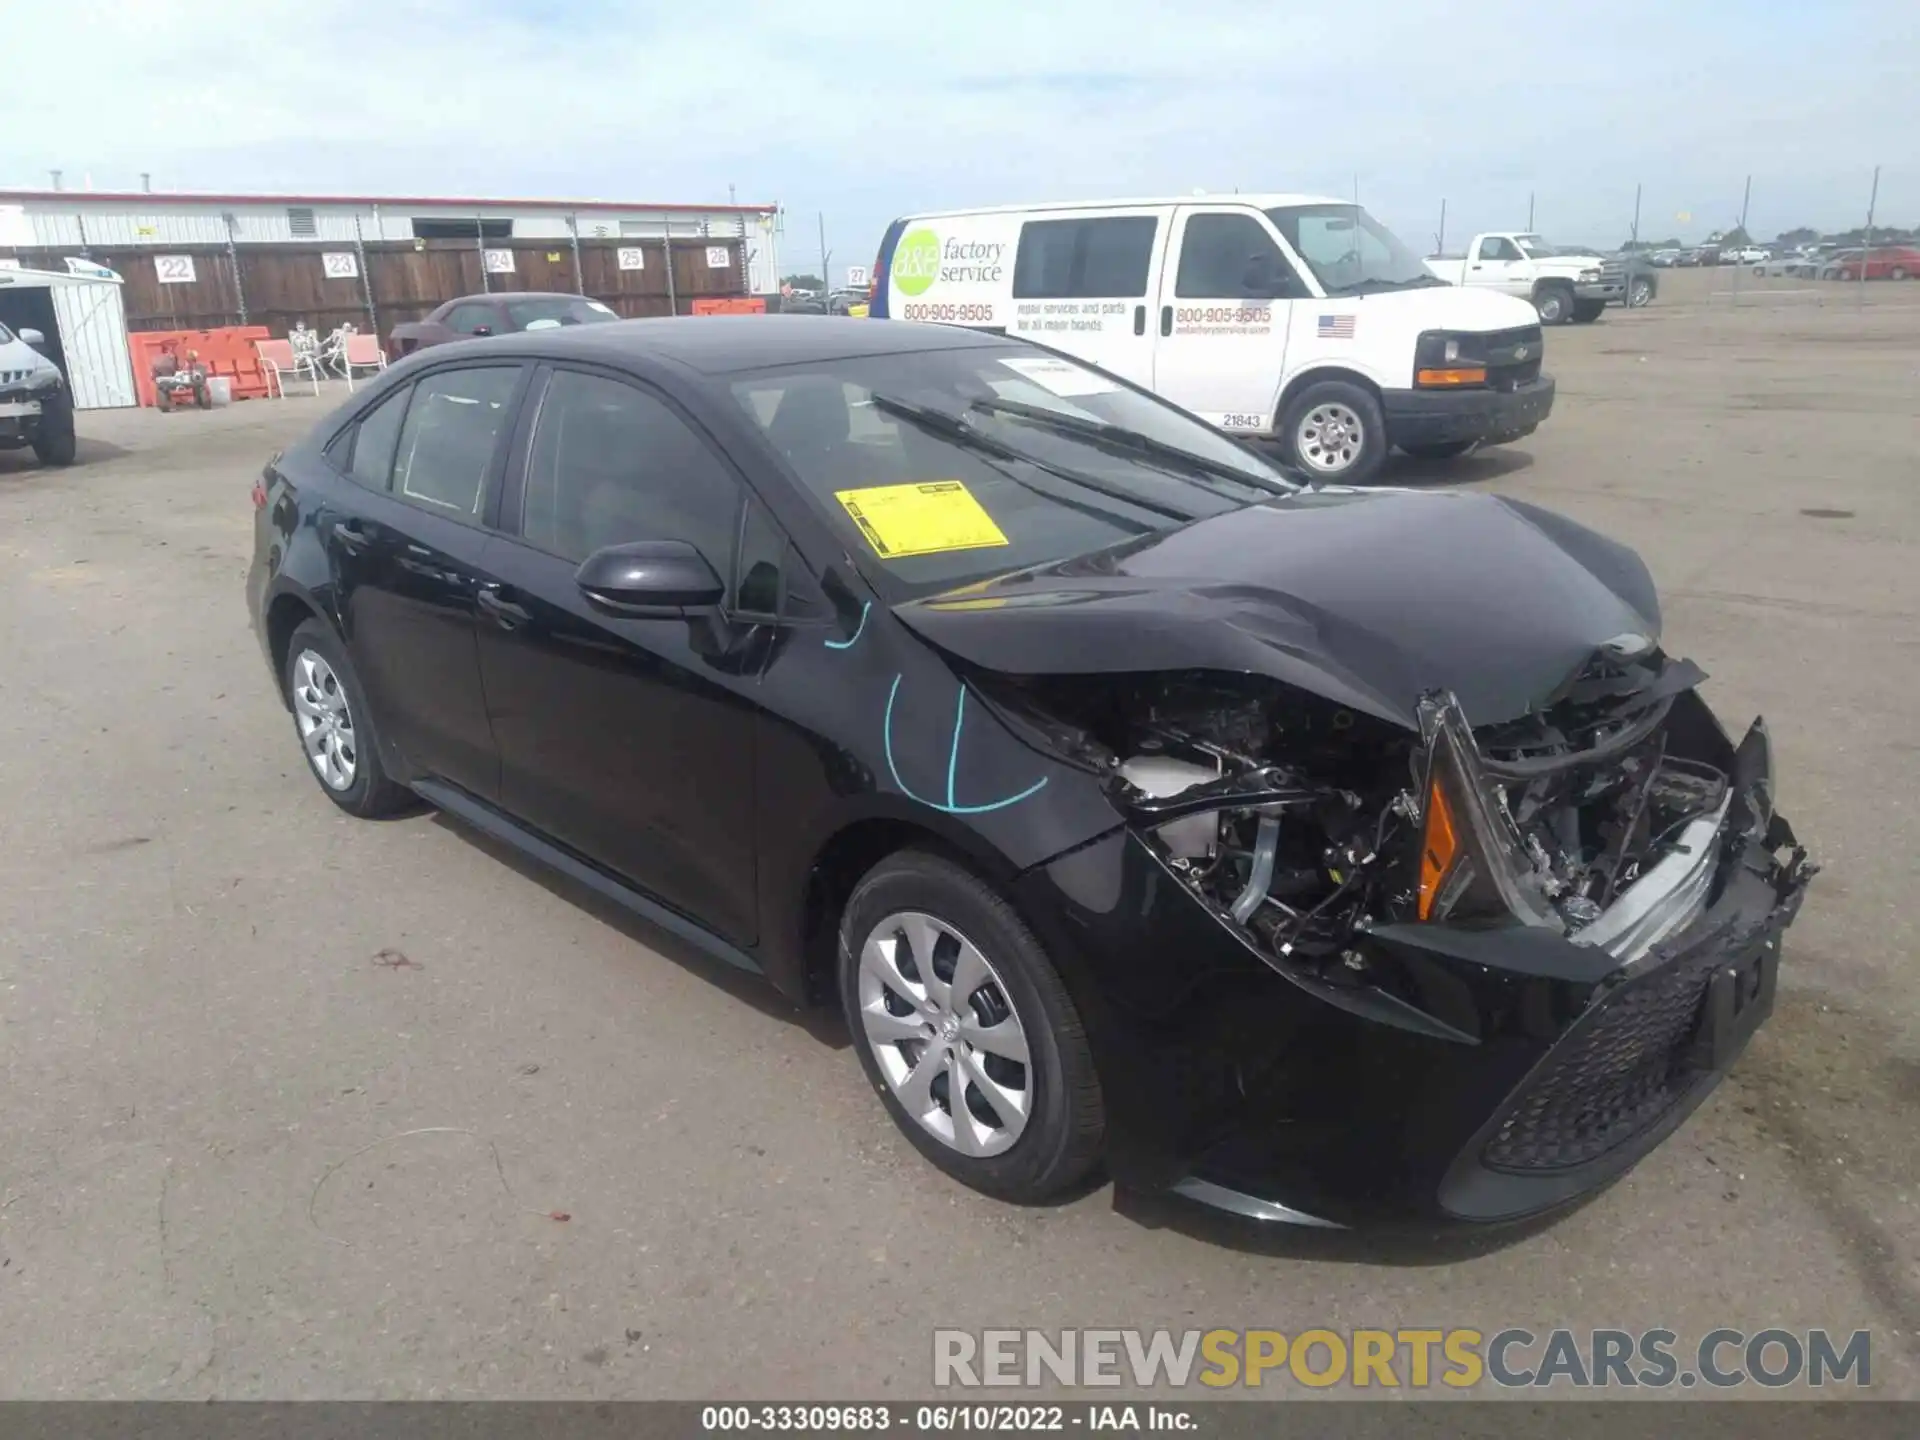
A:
834 481 1010 560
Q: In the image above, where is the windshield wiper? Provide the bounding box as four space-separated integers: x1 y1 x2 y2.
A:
966 397 1297 498
866 393 1193 525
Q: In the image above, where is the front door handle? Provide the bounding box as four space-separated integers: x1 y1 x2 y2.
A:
333 519 369 550
1132 304 1145 336
476 585 531 630
1160 305 1172 337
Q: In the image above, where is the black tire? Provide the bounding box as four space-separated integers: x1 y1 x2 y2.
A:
839 849 1104 1204
1277 378 1387 485
282 619 414 818
30 388 77 466
1628 277 1654 307
1571 299 1605 324
1533 284 1575 325
1399 439 1476 460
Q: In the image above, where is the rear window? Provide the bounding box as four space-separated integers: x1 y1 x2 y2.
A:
505 296 618 330
391 366 520 519
1012 217 1156 299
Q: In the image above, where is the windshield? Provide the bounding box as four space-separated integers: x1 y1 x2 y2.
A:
505 296 618 330
1264 203 1441 295
730 344 1296 599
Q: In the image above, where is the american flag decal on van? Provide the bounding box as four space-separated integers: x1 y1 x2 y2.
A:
1317 314 1357 339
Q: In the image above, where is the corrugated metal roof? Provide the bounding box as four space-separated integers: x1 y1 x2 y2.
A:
0 189 775 213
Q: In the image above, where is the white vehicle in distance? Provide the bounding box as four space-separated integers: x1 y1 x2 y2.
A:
867 195 1553 485
1732 246 1771 264
1424 232 1619 324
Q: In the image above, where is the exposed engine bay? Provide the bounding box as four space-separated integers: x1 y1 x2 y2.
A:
986 649 1803 978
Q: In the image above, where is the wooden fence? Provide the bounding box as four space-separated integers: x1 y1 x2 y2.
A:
0 237 749 339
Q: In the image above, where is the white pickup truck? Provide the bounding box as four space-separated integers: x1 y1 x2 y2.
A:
1425 232 1623 325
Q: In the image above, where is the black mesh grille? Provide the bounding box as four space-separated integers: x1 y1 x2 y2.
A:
1483 923 1743 1172
1481 325 1543 391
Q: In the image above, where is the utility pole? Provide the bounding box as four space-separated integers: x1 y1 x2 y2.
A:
1739 174 1752 238
818 212 831 294
1861 164 1880 303
1436 198 1447 255
1630 182 1642 248
1527 192 1535 230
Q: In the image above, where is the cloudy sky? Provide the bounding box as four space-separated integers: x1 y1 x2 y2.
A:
2 0 1913 275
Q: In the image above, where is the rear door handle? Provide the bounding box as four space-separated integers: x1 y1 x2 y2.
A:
1160 305 1172 337
1132 304 1145 336
476 585 531 629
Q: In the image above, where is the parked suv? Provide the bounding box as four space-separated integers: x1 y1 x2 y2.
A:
0 323 77 467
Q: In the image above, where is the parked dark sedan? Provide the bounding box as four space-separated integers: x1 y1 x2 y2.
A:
386 291 617 360
247 317 1812 1230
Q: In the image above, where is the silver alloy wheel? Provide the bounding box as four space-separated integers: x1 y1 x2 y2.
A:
1537 290 1567 322
857 910 1033 1157
1295 402 1365 475
292 649 358 791
1629 278 1653 307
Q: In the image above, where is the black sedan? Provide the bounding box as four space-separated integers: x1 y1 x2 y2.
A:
247 317 1812 1230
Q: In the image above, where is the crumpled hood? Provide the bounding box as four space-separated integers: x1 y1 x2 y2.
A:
893 489 1663 730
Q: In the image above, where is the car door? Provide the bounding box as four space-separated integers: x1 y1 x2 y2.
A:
472 364 766 944
1005 211 1163 387
321 362 526 800
1470 236 1528 294
1151 207 1301 433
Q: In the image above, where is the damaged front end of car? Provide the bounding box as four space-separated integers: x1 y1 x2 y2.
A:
987 649 1814 1228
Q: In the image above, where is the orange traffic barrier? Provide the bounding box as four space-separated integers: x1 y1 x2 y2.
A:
690 297 767 316
130 326 276 407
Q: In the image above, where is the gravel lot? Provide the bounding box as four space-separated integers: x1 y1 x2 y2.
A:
3 269 1916 1399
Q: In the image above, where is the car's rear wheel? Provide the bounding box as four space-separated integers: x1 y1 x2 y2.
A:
839 850 1103 1203
283 619 413 818
1628 277 1654 307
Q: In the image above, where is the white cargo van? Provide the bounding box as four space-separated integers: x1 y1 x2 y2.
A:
868 195 1555 484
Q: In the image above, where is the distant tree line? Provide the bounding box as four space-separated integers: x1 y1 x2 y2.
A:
1620 222 1914 251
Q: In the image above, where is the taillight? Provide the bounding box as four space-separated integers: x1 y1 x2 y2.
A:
251 478 267 510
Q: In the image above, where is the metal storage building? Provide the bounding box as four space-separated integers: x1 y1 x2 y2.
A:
0 261 138 410
0 190 782 340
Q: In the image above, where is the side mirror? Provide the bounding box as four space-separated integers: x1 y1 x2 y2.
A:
18 328 45 346
575 540 724 613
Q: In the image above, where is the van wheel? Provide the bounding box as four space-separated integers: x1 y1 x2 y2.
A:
1280 380 1386 484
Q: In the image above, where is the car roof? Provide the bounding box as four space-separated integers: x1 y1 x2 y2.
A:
901 193 1345 221
422 314 1010 376
445 291 595 305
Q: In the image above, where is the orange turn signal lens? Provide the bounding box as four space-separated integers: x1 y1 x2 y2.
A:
1416 778 1459 921
1416 367 1488 387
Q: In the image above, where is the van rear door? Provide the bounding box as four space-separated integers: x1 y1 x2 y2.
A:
1004 210 1164 388
1151 206 1299 434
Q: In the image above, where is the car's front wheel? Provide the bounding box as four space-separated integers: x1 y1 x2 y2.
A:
1628 277 1654 307
283 618 414 818
31 388 77 466
840 850 1104 1203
